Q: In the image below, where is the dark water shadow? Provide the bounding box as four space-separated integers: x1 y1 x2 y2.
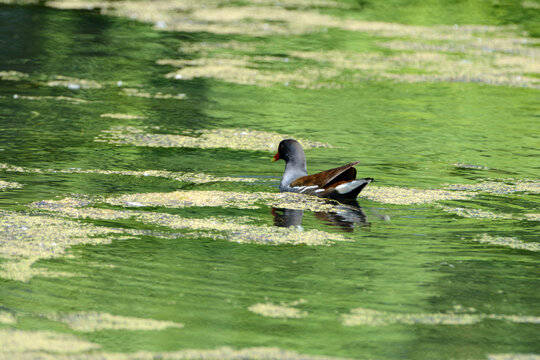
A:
272 199 370 233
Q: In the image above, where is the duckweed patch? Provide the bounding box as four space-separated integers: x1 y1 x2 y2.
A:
0 210 122 281
7 95 89 104
121 87 186 100
453 163 491 170
155 6 537 89
0 346 350 360
524 214 540 221
0 70 29 81
0 329 99 353
359 181 540 205
1 0 538 91
44 75 102 89
104 190 338 212
472 234 540 252
0 162 261 184
0 1 538 358
438 205 514 220
33 200 346 246
0 180 22 190
161 56 342 89
137 212 347 246
248 302 308 319
445 179 540 195
359 185 472 205
292 48 539 89
342 308 540 327
46 312 184 332
488 354 540 360
1 205 346 282
0 311 16 324
100 113 147 120
342 308 482 326
95 126 331 151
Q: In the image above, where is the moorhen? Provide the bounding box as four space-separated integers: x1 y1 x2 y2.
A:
273 139 373 200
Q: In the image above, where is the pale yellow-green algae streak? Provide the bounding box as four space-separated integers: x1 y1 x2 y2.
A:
7 94 89 104
156 6 539 89
44 75 102 89
359 179 540 205
445 179 540 195
0 180 22 190
0 210 123 282
0 0 538 90
248 302 308 319
103 190 339 212
0 190 348 281
0 162 262 184
359 185 472 205
524 214 540 221
30 198 347 246
0 70 29 80
120 87 186 100
488 354 540 360
342 308 540 327
472 234 540 252
0 345 351 360
437 205 514 220
100 113 147 120
95 126 331 151
0 311 17 324
0 329 99 353
45 312 183 332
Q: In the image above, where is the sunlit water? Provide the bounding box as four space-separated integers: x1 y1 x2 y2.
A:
0 2 539 359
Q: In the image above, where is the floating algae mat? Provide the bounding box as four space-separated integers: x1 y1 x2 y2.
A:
0 0 539 359
101 190 340 211
1 191 350 280
0 180 22 190
471 234 540 252
0 210 124 281
437 205 515 220
0 329 99 354
248 300 308 319
0 311 16 325
0 336 349 360
162 43 539 89
0 162 262 184
359 185 472 205
100 113 147 120
445 179 540 195
95 126 331 151
341 308 540 327
120 87 187 100
359 179 540 204
44 312 184 332
44 75 103 90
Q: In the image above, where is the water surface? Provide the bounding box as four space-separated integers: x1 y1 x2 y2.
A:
0 1 539 359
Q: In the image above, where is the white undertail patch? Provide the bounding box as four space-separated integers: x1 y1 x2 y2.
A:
335 179 372 194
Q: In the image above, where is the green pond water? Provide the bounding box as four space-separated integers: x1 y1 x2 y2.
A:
0 1 539 359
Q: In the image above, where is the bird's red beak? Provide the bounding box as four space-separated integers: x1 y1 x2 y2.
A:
272 152 280 162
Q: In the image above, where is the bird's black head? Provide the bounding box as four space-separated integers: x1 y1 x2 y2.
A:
272 139 305 164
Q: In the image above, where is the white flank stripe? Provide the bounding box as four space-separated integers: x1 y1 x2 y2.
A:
293 185 319 193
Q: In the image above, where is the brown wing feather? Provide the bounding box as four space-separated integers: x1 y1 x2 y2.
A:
290 161 360 188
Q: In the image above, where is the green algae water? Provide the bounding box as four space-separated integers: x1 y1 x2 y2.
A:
0 1 539 359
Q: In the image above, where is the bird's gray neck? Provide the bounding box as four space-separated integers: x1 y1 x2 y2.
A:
280 160 307 191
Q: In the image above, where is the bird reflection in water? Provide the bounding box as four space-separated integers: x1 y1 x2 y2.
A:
271 199 370 232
